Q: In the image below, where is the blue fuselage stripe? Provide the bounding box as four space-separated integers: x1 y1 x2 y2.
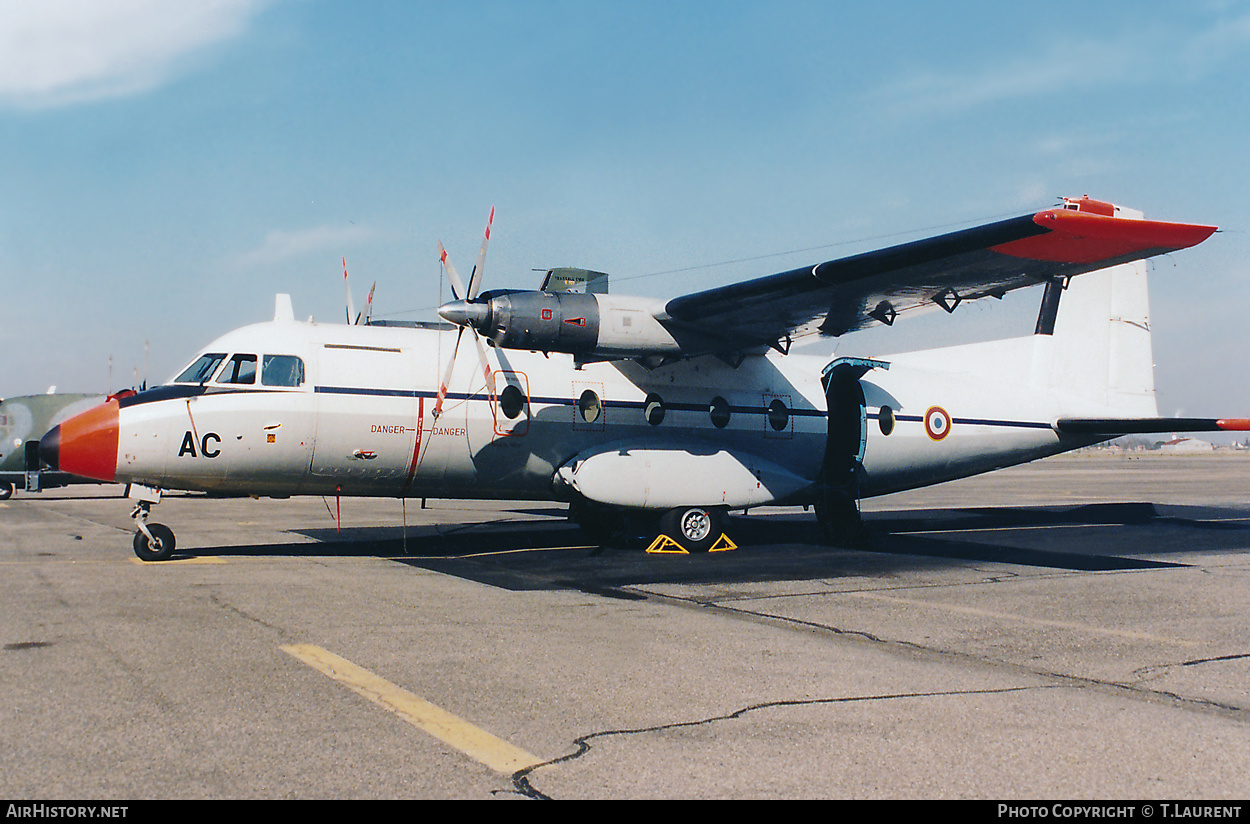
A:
310 385 1052 431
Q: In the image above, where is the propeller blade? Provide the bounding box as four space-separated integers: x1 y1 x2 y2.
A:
469 326 493 389
436 207 496 417
432 326 465 420
364 281 376 324
466 205 494 301
438 241 467 302
343 257 358 324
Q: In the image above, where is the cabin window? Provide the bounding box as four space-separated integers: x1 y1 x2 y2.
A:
262 355 305 387
175 353 226 384
578 389 601 424
644 393 665 426
878 405 895 436
767 398 789 431
499 384 526 419
217 354 258 385
709 396 731 429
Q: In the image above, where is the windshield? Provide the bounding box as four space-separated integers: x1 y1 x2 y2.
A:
174 353 226 384
217 354 258 385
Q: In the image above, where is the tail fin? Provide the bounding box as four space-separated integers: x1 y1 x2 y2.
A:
1040 259 1158 417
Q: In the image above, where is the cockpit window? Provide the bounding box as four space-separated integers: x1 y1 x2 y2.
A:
262 355 305 387
174 353 226 384
217 354 258 385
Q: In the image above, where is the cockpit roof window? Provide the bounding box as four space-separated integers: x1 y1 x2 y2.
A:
174 353 226 384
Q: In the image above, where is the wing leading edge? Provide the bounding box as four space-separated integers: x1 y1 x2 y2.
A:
662 202 1217 351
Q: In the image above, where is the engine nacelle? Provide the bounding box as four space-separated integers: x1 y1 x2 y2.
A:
441 291 683 359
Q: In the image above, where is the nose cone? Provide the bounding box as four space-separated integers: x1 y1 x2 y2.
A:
437 298 490 330
42 400 119 482
39 425 61 470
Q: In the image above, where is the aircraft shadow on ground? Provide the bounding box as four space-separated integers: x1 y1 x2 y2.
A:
176 501 1250 593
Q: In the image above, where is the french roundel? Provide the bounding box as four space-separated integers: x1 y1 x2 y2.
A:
924 406 951 441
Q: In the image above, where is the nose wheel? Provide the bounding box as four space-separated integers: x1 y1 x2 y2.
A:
131 501 176 562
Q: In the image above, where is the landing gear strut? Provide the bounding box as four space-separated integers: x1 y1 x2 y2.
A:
569 498 632 547
131 500 176 562
814 482 864 546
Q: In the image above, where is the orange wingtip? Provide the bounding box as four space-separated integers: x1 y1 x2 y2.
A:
992 210 1217 265
1217 419 1250 431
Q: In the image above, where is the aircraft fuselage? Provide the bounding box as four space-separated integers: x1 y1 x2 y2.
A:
64 316 1099 510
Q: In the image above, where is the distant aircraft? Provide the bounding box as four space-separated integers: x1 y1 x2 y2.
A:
0 391 107 498
41 198 1248 561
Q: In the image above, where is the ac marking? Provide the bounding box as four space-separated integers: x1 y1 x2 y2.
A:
178 431 221 458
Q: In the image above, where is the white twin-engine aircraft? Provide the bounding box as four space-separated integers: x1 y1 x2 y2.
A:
41 197 1247 561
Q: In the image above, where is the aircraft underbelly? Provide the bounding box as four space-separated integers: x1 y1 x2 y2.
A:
861 427 1062 497
555 440 814 509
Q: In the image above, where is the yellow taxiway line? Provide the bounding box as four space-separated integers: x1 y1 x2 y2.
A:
281 643 546 775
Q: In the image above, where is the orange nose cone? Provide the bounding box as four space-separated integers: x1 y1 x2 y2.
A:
49 399 119 482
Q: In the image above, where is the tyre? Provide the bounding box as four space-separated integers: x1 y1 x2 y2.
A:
0 483 13 501
661 506 724 553
133 523 176 562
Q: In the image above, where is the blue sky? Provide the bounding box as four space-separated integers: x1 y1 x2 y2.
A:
2 0 1247 425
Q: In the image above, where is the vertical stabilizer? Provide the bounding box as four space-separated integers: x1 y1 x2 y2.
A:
1040 259 1157 417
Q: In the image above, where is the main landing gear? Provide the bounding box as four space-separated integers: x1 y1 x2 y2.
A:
656 505 730 553
131 499 176 562
570 499 735 554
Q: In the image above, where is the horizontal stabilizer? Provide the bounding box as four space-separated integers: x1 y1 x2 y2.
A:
1055 417 1250 435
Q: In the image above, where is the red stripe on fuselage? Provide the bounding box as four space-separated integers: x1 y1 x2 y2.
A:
990 210 1217 265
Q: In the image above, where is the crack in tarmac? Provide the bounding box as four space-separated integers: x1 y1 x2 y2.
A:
645 591 1250 716
507 684 1049 800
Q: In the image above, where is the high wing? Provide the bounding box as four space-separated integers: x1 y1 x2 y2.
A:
661 200 1217 352
436 198 1217 364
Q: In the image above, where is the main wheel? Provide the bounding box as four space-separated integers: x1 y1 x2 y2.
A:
661 506 724 553
0 482 14 501
133 523 176 562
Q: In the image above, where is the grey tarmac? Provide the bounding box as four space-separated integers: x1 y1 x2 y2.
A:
0 453 1247 800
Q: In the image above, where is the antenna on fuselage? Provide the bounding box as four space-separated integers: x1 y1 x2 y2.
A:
274 293 295 323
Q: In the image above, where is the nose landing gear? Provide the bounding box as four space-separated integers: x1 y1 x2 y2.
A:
130 499 176 562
